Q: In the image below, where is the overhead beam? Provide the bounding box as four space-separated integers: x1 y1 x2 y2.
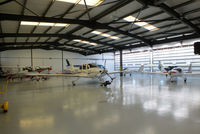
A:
87 0 197 43
91 0 135 20
136 0 200 34
158 3 200 34
152 33 200 45
0 0 13 5
0 13 151 45
48 42 100 53
0 33 120 49
0 45 87 55
87 33 200 55
0 41 100 53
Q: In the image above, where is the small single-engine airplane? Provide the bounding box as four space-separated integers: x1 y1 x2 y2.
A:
1 66 52 81
27 59 144 86
148 61 200 82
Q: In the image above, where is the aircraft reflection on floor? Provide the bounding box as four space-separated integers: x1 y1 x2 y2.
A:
106 74 200 120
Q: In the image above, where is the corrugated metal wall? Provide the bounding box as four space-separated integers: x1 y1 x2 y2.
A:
115 43 200 72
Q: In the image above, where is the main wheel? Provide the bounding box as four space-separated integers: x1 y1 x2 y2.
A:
72 82 76 86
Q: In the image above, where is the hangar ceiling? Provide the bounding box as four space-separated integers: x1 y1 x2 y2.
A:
0 0 200 55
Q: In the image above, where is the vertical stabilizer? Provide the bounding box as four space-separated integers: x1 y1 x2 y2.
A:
66 59 74 70
158 61 164 71
138 65 144 72
187 63 192 73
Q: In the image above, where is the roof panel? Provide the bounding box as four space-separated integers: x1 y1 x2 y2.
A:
37 37 50 42
1 21 18 33
16 37 27 42
46 1 82 18
4 37 15 42
24 0 52 16
0 0 22 14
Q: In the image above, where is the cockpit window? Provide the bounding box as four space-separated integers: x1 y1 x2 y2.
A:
174 68 182 73
88 63 98 68
79 63 98 69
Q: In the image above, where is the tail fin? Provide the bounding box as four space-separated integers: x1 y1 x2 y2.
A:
48 66 52 71
138 65 144 72
66 59 74 70
187 63 192 73
158 61 163 71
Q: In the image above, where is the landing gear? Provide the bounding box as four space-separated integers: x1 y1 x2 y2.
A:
184 78 187 83
72 82 76 86
1 101 8 113
170 77 173 82
72 77 80 86
103 81 111 87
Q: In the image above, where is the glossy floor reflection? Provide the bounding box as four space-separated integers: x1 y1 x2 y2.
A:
0 73 200 134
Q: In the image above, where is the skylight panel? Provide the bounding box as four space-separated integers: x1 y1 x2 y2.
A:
56 0 103 6
91 30 120 40
73 39 97 46
123 16 159 31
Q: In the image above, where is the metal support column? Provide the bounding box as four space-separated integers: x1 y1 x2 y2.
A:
120 50 123 76
150 48 153 72
61 50 64 72
31 48 33 67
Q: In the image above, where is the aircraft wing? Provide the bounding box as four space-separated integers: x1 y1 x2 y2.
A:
111 65 145 74
139 71 168 75
183 72 200 76
25 73 94 78
107 71 124 74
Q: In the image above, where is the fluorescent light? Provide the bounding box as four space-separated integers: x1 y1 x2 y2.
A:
73 39 97 46
123 15 159 31
91 30 120 40
21 21 69 27
56 0 103 6
21 21 39 25
39 22 54 26
55 23 69 27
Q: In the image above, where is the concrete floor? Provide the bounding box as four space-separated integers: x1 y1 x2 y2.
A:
0 73 200 134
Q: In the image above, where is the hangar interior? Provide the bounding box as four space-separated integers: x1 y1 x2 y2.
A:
1 0 200 134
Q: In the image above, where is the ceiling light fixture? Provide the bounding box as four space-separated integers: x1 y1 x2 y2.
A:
21 21 69 27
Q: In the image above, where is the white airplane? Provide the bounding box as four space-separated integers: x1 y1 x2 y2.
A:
1 65 52 81
27 59 144 86
123 65 144 76
148 61 200 82
60 59 121 86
